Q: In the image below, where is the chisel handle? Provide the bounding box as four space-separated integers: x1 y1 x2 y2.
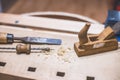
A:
16 44 31 54
0 32 14 44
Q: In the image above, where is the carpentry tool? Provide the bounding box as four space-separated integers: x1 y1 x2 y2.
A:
0 44 53 54
74 23 118 57
0 32 62 45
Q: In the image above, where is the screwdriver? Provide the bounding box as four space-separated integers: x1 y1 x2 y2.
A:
0 32 62 45
0 44 53 54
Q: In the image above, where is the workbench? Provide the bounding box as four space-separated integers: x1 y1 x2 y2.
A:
0 13 120 80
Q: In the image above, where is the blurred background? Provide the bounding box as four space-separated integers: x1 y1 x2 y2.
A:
0 0 119 23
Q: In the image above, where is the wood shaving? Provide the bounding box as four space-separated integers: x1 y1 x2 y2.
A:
62 58 71 63
57 46 72 56
44 51 51 55
42 48 54 55
57 47 66 56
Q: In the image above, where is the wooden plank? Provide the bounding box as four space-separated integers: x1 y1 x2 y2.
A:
0 13 104 34
0 25 120 80
22 12 100 23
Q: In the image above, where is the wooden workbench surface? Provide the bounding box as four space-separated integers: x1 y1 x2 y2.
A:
0 13 120 80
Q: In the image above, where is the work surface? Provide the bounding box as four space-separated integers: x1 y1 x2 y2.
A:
0 13 120 80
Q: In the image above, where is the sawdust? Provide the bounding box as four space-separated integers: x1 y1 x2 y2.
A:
57 46 73 63
62 58 71 63
57 47 66 56
57 46 72 56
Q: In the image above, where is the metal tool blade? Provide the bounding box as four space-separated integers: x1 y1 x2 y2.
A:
22 37 62 45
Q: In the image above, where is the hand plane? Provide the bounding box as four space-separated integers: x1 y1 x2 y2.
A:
74 23 118 57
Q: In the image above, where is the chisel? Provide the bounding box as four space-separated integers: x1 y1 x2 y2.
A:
0 32 62 45
0 44 53 54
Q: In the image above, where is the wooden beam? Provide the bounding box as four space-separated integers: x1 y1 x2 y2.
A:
0 13 104 34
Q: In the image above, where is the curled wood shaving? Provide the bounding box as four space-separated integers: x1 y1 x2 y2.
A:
57 46 72 56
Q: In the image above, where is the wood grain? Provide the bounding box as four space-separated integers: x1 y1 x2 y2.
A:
0 13 104 34
0 14 120 80
0 24 120 80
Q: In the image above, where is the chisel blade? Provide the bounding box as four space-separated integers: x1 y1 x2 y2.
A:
22 37 62 45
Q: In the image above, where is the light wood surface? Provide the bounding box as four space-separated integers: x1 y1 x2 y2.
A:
0 14 120 80
0 13 104 34
0 25 120 80
22 12 100 23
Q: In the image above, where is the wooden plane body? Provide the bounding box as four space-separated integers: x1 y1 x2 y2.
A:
74 23 118 57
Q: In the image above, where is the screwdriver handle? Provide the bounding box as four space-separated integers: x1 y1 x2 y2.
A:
16 44 31 54
0 32 14 44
